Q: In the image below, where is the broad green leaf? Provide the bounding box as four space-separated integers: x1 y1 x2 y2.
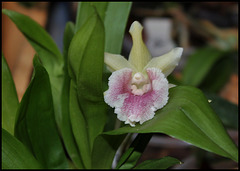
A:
60 22 84 169
134 156 181 169
204 92 238 129
75 14 105 101
2 54 19 135
91 134 126 169
14 56 68 169
104 86 238 162
69 12 98 82
2 9 65 135
2 128 43 169
75 2 108 33
117 133 153 169
182 47 225 86
104 2 132 54
68 10 106 158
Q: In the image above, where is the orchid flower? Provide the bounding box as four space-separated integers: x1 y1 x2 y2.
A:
104 21 183 127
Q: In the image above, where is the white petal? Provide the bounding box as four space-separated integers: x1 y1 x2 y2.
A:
104 52 136 72
144 47 183 77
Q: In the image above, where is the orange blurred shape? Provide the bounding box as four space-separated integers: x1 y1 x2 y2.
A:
2 2 49 101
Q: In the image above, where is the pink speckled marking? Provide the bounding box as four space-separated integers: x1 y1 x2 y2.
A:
104 67 169 127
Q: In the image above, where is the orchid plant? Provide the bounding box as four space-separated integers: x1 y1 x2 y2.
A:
2 2 238 169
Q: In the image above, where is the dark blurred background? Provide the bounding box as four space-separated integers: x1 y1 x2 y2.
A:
2 2 238 169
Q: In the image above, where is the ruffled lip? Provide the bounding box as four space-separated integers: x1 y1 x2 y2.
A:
104 67 169 127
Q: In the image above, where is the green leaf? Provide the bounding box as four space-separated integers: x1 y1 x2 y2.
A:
2 54 19 135
91 134 126 169
2 128 43 169
75 15 105 102
60 22 84 169
14 56 68 169
182 47 225 86
104 2 132 54
75 2 108 33
104 86 238 162
63 21 75 66
68 9 106 159
75 2 132 54
134 156 181 169
204 92 238 129
199 54 234 92
2 9 63 74
117 133 153 169
69 80 91 168
2 9 65 142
